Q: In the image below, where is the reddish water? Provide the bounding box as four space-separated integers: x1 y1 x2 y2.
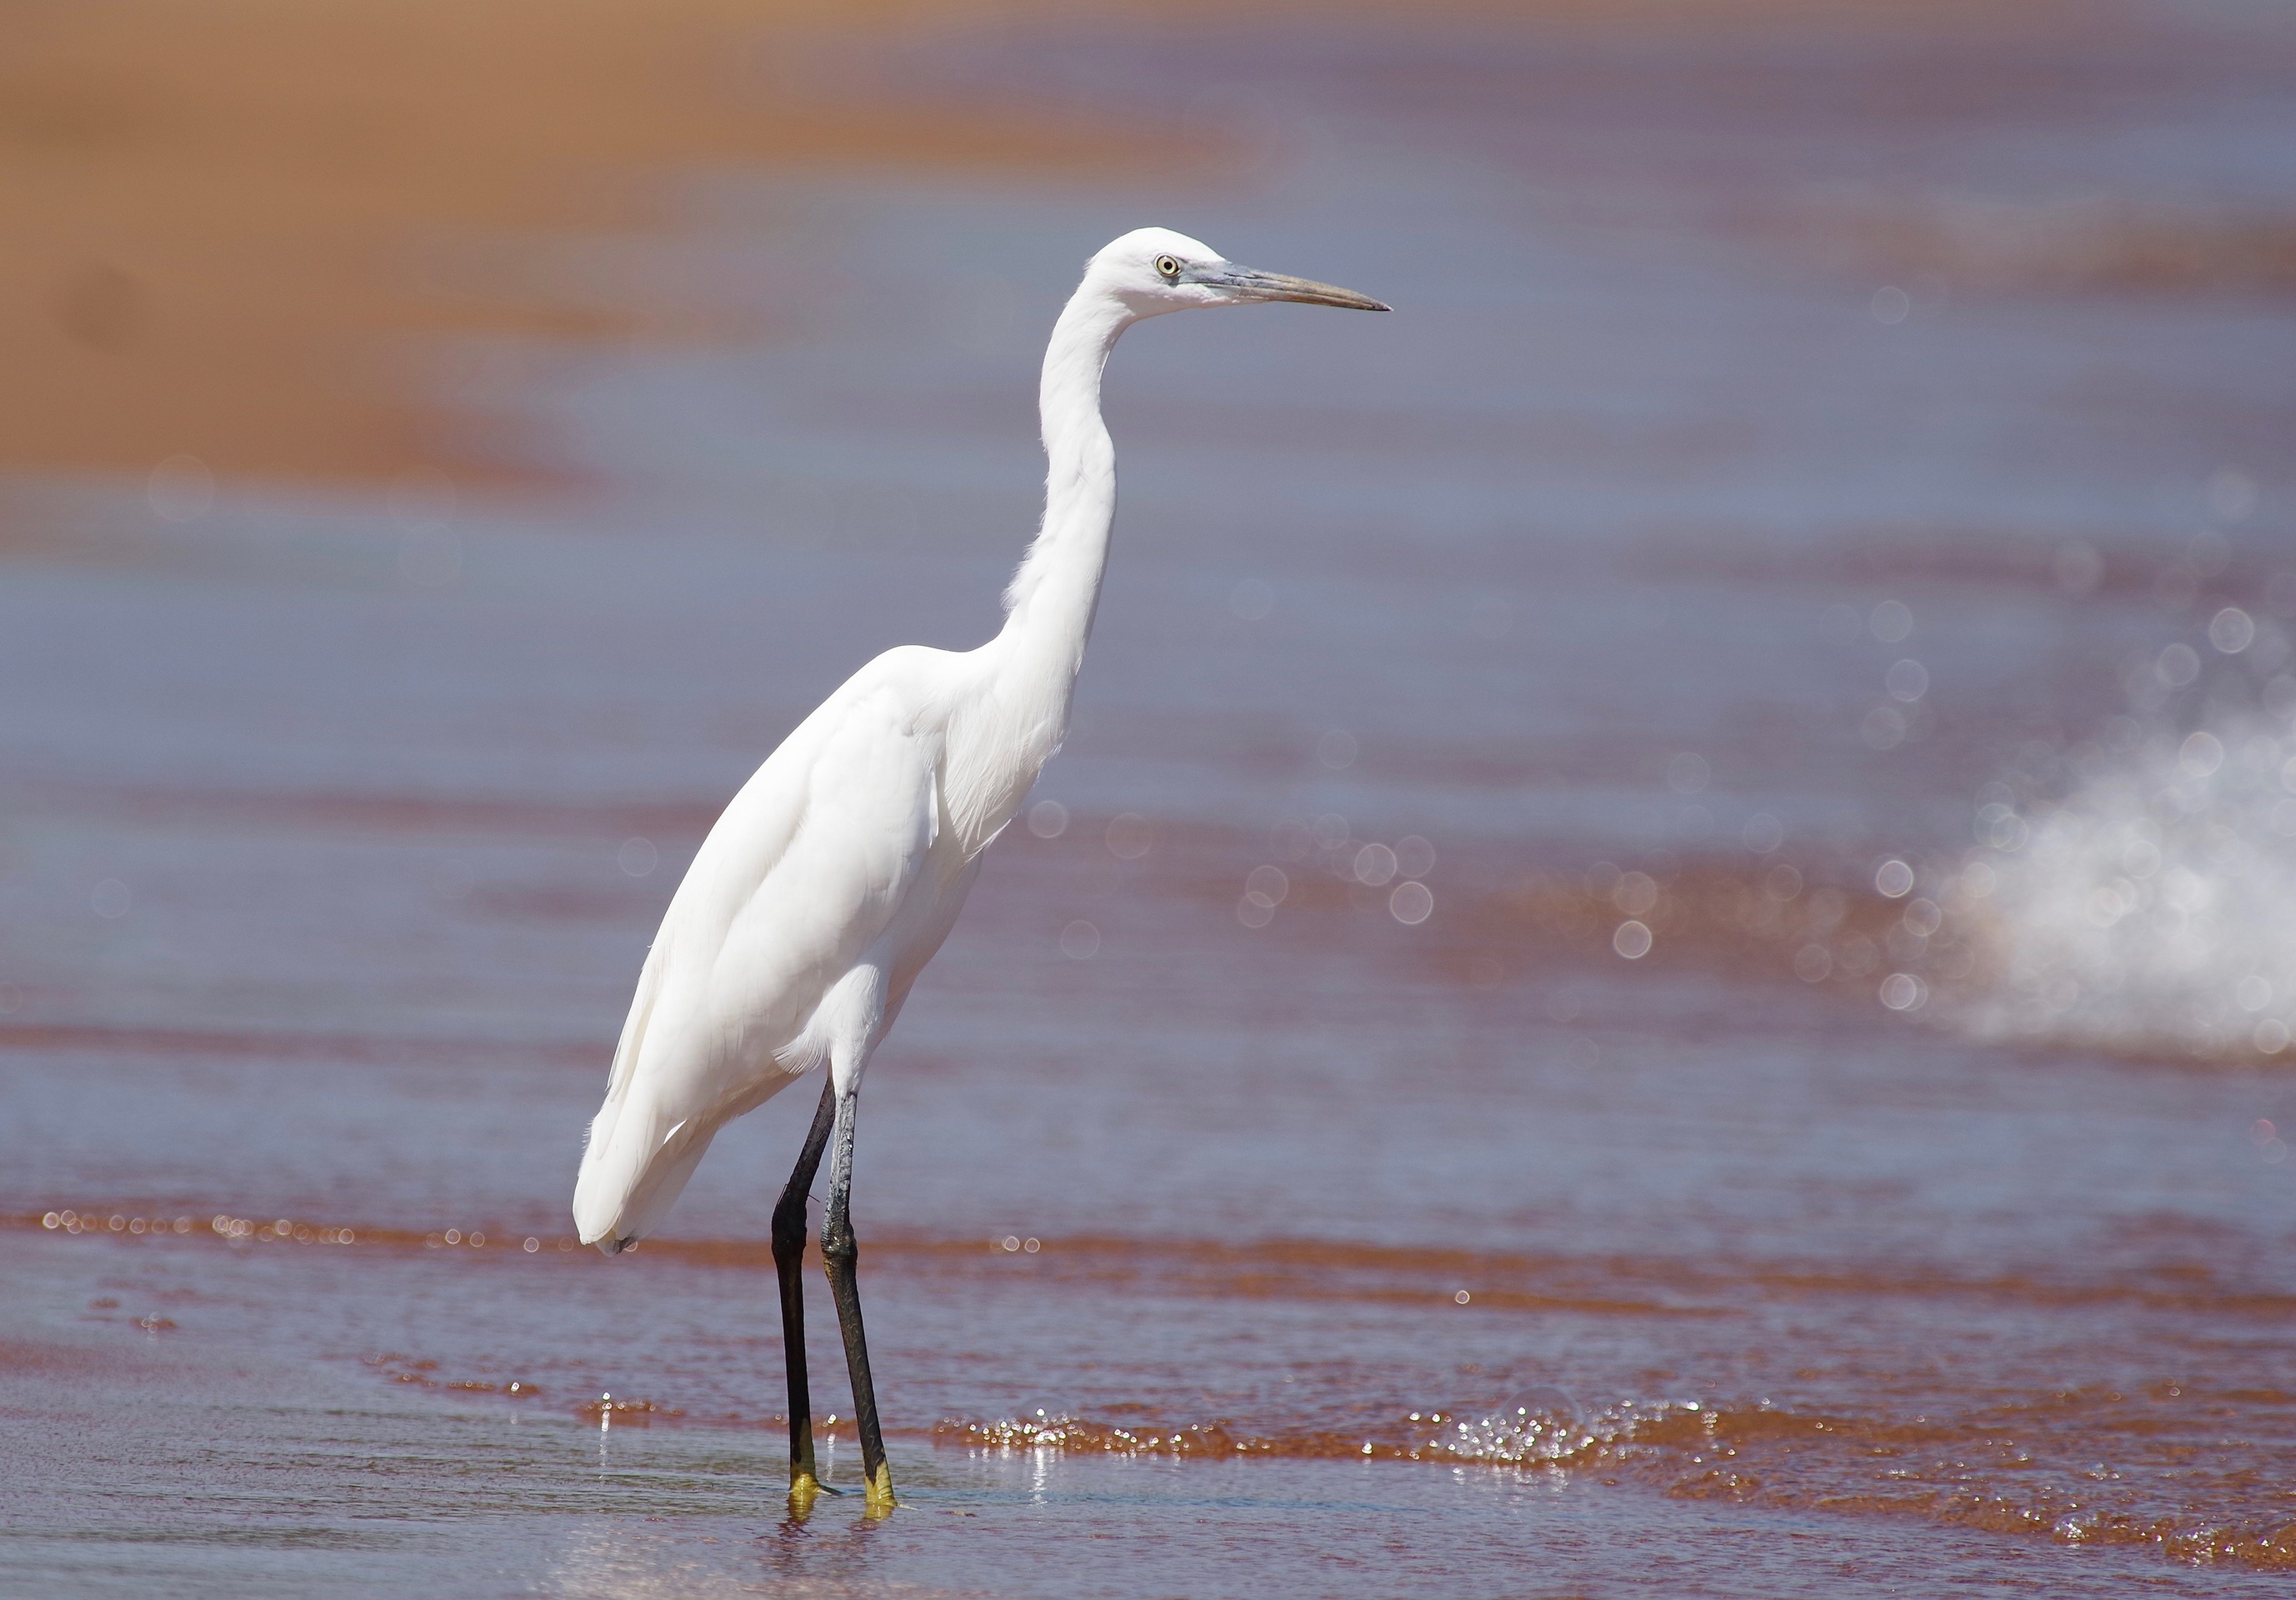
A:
6 4 2296 1594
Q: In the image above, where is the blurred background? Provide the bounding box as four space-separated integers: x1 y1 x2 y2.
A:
4 2 2295 1595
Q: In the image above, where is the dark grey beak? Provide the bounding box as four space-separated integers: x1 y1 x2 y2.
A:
1190 262 1391 311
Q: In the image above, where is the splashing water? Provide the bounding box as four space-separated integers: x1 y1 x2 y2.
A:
940 1398 1704 1468
1938 609 2296 1060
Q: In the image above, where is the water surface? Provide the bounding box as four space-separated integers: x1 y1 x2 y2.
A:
5 4 2296 1593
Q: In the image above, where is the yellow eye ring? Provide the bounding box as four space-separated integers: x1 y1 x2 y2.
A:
1155 254 1180 280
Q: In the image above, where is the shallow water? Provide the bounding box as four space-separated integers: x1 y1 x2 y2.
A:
6 3 2296 1594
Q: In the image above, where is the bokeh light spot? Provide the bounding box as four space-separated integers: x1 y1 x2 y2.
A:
1870 600 1913 644
1389 881 1434 926
2207 467 2258 523
1104 814 1153 860
1879 972 1928 1010
1612 872 1658 917
2208 607 2256 655
148 453 213 522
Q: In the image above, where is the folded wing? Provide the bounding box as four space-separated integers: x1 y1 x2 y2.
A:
572 651 950 1248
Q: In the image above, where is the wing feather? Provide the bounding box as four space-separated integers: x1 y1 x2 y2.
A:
572 648 952 1246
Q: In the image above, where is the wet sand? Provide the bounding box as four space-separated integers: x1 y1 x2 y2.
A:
6 2 2296 1594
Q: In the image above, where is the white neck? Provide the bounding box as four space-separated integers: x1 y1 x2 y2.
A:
993 286 1132 685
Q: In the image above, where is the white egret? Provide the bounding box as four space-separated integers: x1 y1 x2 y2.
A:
570 228 1387 1511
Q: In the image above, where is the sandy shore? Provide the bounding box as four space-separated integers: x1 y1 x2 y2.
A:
0 0 1162 488
0 0 2068 491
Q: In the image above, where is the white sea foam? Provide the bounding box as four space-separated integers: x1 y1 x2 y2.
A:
1934 611 2296 1059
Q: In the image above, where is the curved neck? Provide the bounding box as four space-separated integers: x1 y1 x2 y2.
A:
995 288 1132 677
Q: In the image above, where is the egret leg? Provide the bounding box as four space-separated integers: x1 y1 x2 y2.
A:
772 1077 838 1508
820 1088 894 1511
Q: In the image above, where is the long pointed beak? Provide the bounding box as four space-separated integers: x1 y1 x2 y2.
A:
1199 264 1391 311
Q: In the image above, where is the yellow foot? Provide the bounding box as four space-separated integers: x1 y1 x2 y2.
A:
788 1472 822 1518
863 1462 898 1516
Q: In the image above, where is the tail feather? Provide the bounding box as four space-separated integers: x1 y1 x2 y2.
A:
573 932 688 1250
573 1098 714 1252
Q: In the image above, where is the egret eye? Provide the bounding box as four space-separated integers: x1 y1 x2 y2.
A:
1155 255 1181 280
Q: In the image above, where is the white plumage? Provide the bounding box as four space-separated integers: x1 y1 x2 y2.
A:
566 226 1384 1508
574 645 999 1247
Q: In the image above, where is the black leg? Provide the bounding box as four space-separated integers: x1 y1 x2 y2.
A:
772 1077 838 1508
820 1087 895 1511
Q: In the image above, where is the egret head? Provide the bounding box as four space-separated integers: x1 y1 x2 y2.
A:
1086 227 1388 320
